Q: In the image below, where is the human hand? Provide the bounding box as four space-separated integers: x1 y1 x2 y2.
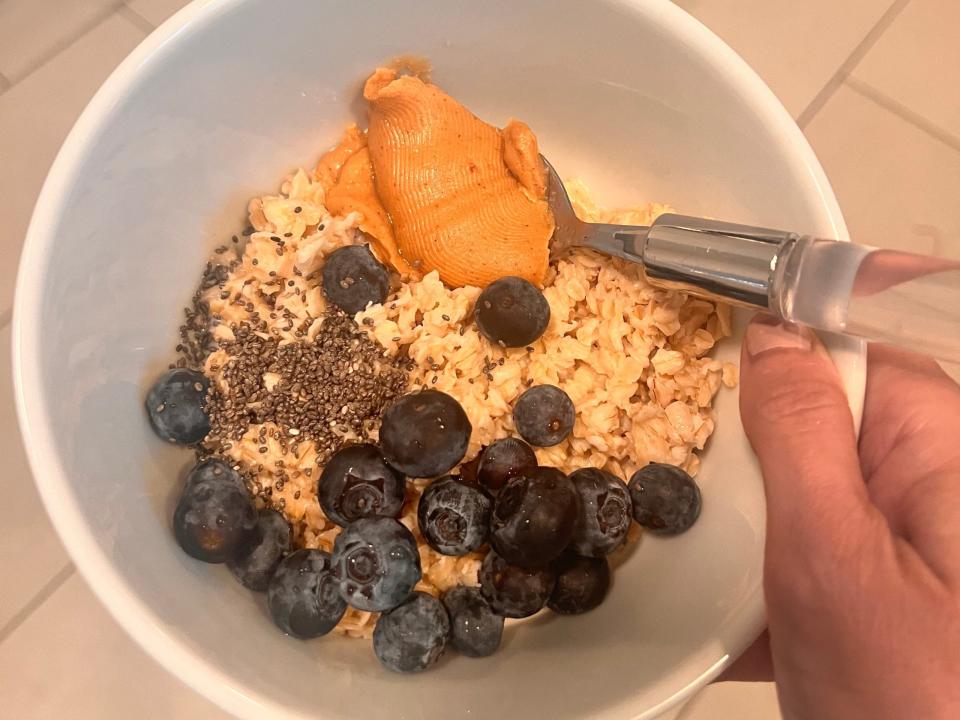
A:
727 316 960 720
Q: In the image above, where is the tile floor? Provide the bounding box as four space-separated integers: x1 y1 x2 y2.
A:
1 0 957 718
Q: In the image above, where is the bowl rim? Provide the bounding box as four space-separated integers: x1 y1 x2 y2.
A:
12 0 865 718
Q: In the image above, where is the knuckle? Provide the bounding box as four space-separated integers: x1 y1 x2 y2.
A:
763 538 848 613
765 514 888 613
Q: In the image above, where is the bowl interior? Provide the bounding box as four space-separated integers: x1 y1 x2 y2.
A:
15 1 864 718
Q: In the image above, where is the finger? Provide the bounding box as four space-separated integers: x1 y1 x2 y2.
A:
860 343 960 479
716 631 773 682
739 316 882 558
859 344 960 585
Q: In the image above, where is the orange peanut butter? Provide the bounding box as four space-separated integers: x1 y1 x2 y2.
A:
316 69 554 288
314 126 414 277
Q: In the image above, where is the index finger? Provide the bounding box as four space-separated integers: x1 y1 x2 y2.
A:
859 345 960 586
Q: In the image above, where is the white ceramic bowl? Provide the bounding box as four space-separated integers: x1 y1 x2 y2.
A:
14 1 865 718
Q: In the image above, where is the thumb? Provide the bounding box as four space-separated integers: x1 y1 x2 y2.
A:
739 316 877 556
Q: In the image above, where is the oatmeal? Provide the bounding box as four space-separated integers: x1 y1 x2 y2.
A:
147 66 737 660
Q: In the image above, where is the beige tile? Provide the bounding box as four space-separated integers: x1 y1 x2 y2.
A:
674 0 894 118
0 13 146 315
0 324 71 631
0 0 119 81
0 574 233 719
126 0 191 27
940 361 960 384
853 0 960 140
676 682 782 720
805 83 960 257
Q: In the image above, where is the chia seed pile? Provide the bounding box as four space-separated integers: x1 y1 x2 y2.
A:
165 231 412 532
203 316 407 463
173 258 235 370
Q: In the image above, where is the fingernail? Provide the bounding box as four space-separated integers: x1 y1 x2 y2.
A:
745 316 813 358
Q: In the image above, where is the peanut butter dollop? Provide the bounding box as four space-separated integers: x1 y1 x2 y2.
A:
316 69 554 287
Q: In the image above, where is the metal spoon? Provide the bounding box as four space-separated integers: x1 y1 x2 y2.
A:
542 156 960 363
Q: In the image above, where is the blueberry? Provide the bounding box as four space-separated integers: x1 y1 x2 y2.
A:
318 443 406 527
379 390 472 478
442 585 503 657
331 517 421 612
173 466 257 563
568 468 632 557
184 457 246 492
145 368 210 445
458 452 482 485
373 591 450 673
479 550 555 618
628 463 702 535
267 549 346 638
417 476 491 556
489 466 579 568
547 553 610 615
512 384 575 447
227 509 292 591
474 276 550 348
321 244 391 314
475 438 538 494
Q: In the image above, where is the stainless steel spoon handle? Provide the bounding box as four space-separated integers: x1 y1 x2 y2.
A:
625 214 960 363
641 214 793 309
543 154 959 361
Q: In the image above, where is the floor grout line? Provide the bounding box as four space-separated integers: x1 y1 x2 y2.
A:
845 76 960 154
0 562 75 645
0 73 10 95
796 0 912 129
117 3 156 33
4 1 129 86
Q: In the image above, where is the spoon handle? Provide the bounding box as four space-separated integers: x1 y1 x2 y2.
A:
594 214 960 363
773 236 960 363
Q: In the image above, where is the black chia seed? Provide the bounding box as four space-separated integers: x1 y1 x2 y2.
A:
175 260 231 369
202 314 408 464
